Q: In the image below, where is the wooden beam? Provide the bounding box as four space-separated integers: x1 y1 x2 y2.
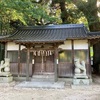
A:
71 40 74 64
71 40 74 77
54 47 58 82
18 44 21 77
90 38 100 46
26 47 30 81
88 40 92 78
32 54 34 77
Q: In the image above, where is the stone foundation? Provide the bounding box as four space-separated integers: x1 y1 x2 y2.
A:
0 76 13 83
74 74 88 79
72 79 90 85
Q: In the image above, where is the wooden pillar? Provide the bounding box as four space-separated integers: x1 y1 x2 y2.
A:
88 40 92 78
26 47 30 81
41 54 44 73
54 47 58 82
71 40 74 77
18 44 21 77
4 42 7 58
32 54 34 76
71 40 74 64
44 53 46 72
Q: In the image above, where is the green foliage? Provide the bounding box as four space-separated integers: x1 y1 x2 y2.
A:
0 0 57 34
71 0 100 31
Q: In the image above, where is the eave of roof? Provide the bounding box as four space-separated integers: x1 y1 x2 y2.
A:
0 24 89 43
88 31 100 39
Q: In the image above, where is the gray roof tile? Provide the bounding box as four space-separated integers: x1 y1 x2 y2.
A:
1 24 97 43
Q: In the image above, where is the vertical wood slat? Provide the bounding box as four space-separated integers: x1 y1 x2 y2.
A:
18 44 21 77
58 62 72 77
54 47 58 82
26 48 30 81
88 40 92 78
71 40 74 76
32 54 34 76
10 63 32 77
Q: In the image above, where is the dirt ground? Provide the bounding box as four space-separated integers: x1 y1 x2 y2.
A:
0 76 100 100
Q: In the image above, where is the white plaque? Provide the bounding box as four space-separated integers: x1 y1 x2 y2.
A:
32 59 34 64
57 59 59 64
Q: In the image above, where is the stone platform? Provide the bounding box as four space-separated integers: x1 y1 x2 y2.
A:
15 81 65 89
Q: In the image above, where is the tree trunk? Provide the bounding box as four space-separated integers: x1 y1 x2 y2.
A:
93 42 100 74
72 0 100 31
59 1 69 23
51 0 69 23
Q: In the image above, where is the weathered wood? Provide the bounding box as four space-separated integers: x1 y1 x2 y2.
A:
71 40 74 76
18 44 21 77
54 47 58 82
41 54 44 73
26 48 30 81
32 54 34 76
44 54 46 72
10 63 32 77
88 40 92 77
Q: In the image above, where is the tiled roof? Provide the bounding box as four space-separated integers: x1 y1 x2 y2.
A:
0 24 88 43
88 32 100 39
1 24 99 43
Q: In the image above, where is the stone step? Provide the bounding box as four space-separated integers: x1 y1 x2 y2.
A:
31 78 54 82
31 73 55 82
15 81 65 89
32 74 54 78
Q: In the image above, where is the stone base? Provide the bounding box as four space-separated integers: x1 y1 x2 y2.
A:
72 79 90 85
0 76 13 83
0 72 12 77
74 74 88 79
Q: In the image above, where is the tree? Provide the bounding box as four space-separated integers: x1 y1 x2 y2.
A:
72 0 100 31
0 0 57 35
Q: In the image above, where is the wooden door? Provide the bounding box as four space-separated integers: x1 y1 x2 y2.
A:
33 54 54 74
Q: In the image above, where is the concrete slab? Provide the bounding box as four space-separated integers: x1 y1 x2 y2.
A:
15 81 65 89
